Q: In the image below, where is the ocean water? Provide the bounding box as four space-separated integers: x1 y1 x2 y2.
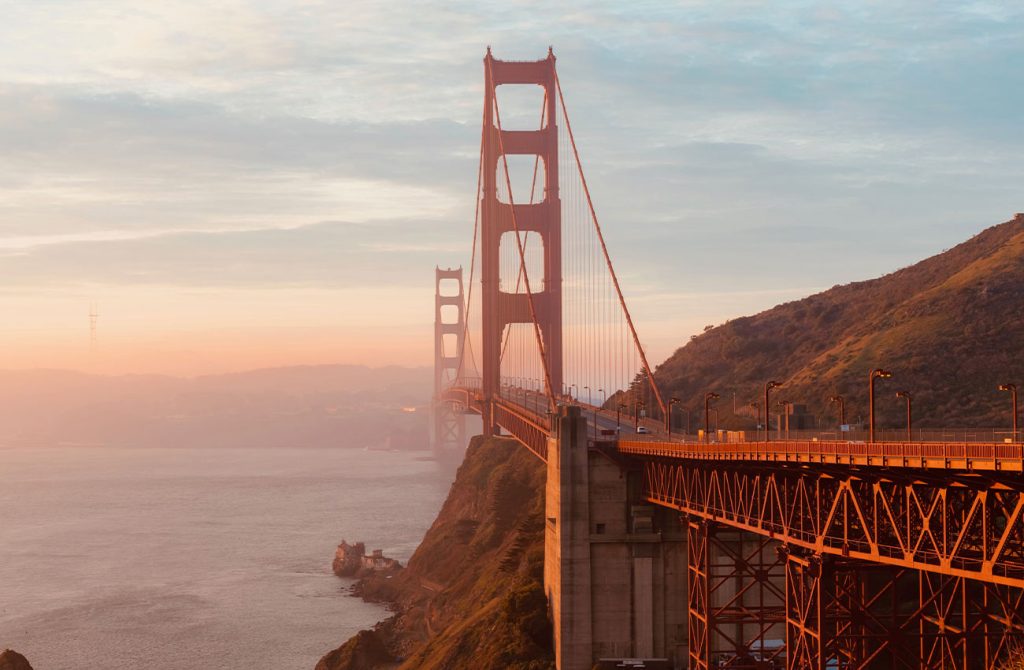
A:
0 447 450 670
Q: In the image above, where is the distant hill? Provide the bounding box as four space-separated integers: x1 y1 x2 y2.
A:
654 213 1024 431
0 364 431 449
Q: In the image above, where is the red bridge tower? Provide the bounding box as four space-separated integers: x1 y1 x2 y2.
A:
481 48 562 433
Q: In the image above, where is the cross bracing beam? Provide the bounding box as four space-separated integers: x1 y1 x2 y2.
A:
642 458 1024 589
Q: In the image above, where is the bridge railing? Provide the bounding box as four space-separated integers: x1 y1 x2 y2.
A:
620 436 1024 472
715 427 1020 444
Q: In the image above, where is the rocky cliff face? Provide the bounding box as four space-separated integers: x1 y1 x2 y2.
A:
0 650 33 670
317 436 554 670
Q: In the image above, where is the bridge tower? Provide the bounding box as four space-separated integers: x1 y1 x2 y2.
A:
481 49 562 433
433 267 466 456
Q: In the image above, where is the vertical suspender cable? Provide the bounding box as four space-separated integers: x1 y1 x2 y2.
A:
553 67 667 418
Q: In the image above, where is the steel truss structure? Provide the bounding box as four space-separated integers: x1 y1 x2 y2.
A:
657 461 1024 668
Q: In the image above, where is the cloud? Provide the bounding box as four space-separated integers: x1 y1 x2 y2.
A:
0 1 1021 371
0 218 469 288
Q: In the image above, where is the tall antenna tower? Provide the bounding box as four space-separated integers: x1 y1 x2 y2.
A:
89 302 99 352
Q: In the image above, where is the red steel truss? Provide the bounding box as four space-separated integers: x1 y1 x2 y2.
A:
687 521 786 670
441 387 549 461
655 459 1024 668
644 459 1024 588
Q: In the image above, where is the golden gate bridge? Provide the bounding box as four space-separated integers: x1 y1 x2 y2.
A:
432 49 1024 670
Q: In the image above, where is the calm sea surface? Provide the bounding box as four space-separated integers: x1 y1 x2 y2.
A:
0 447 450 670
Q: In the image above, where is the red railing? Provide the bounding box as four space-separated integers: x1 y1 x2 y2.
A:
619 437 1024 472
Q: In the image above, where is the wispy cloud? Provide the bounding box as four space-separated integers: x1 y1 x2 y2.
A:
0 1 1021 372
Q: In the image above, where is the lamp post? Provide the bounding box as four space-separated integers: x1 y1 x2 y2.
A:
583 386 592 437
868 368 892 443
635 401 645 433
704 392 720 444
895 391 912 441
999 383 1018 442
764 381 781 442
616 403 626 432
570 383 578 404
777 400 793 439
829 395 845 428
667 397 681 437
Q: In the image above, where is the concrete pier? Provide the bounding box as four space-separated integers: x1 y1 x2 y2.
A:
544 405 689 669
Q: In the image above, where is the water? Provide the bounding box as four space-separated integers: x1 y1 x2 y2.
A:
0 447 450 670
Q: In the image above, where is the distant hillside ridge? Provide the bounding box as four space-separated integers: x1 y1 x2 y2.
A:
654 213 1024 431
0 364 431 449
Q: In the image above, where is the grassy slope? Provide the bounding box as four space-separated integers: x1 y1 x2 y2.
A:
654 215 1024 429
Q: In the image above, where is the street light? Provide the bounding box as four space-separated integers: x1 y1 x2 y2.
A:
704 392 720 444
895 391 912 441
868 368 893 443
570 383 578 404
829 395 845 428
667 397 681 437
764 381 782 442
999 383 1018 442
635 401 645 433
777 400 793 439
583 386 592 438
617 403 626 432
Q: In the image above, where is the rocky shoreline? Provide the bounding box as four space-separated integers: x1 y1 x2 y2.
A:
316 436 554 670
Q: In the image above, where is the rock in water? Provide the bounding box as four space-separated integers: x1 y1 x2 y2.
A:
0 649 33 670
332 540 366 577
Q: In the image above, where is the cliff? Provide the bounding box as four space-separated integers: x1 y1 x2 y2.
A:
655 214 1024 429
317 436 554 670
0 650 33 670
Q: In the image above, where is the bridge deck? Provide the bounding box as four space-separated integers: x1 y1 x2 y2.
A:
447 386 1023 472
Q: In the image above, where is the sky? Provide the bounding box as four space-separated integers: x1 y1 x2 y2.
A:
1 1 1021 376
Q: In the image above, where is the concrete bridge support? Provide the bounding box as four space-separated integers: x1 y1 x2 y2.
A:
544 405 689 669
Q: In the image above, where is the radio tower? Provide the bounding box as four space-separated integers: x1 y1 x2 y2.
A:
89 302 99 352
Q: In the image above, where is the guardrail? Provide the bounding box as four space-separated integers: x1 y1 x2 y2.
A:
618 438 1024 472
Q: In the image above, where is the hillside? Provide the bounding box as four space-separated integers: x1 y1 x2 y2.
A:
317 436 553 670
0 364 430 449
654 213 1024 431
